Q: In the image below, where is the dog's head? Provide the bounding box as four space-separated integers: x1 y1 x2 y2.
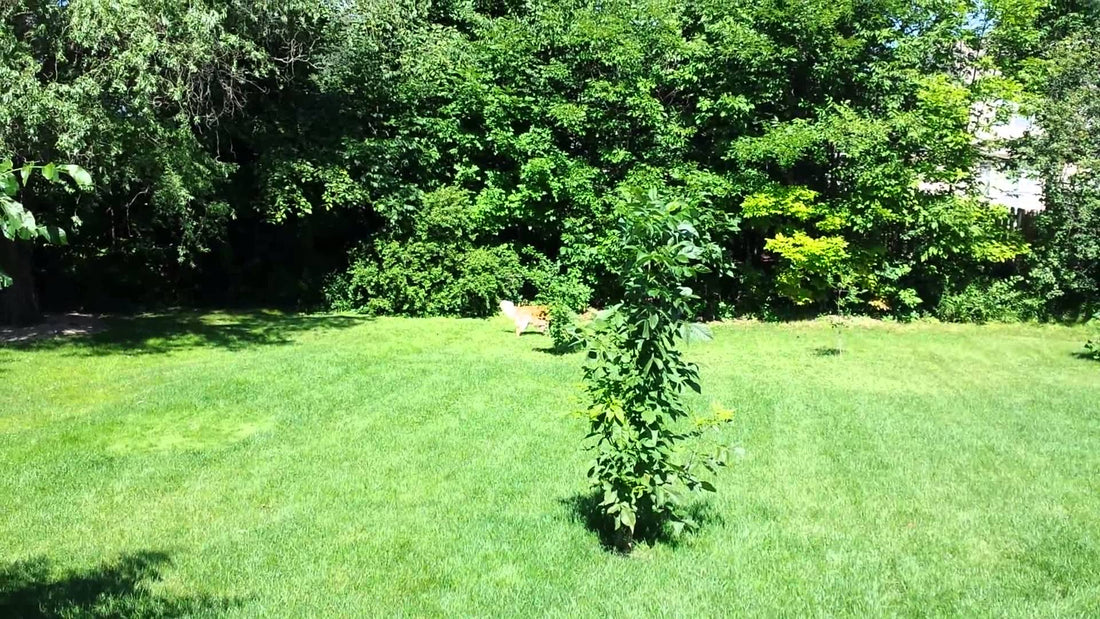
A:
499 300 516 317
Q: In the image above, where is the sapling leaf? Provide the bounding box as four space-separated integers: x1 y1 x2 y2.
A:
61 165 93 189
0 172 17 196
39 225 68 245
619 507 636 530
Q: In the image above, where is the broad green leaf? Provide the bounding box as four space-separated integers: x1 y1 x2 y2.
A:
0 172 16 196
682 322 713 343
618 507 636 530
38 225 68 245
61 165 93 190
2 200 19 238
20 208 36 230
0 270 11 288
41 163 58 182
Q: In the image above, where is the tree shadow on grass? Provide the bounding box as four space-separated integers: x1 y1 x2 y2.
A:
1072 351 1099 363
2 310 370 356
560 491 724 553
811 347 842 357
500 329 547 337
0 551 238 618
533 345 579 356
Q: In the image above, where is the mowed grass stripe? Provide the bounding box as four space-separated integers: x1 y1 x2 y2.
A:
1 313 1097 616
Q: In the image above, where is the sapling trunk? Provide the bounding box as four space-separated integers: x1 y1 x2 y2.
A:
0 236 40 326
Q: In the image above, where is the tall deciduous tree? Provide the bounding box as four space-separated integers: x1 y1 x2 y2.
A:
1008 2 1100 315
0 0 328 322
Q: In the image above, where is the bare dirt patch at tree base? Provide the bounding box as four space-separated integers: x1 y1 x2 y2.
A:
1 313 105 344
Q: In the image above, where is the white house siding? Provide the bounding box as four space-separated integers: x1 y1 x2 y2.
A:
976 161 1046 212
972 102 1046 212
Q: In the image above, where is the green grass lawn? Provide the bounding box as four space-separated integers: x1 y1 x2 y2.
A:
2 313 1098 616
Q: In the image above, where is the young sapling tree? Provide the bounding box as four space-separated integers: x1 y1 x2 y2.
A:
577 188 734 552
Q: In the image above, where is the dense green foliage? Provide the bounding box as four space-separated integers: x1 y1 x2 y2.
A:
323 187 542 316
541 271 592 352
935 276 1043 323
1014 3 1100 317
1 0 1096 321
578 190 732 550
1 0 329 313
3 314 1099 614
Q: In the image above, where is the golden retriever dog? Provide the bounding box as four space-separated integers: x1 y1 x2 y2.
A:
499 300 549 336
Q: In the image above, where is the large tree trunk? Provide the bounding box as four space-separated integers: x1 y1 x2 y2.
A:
0 235 40 326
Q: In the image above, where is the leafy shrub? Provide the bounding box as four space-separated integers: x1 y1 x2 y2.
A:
1087 312 1100 361
537 271 593 314
766 231 850 305
326 186 551 317
325 241 535 317
1029 186 1100 317
577 189 733 552
546 305 582 353
441 246 530 317
1024 32 1100 318
936 276 1043 324
534 269 593 352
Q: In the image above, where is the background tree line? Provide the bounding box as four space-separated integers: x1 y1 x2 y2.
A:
1 0 1097 324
